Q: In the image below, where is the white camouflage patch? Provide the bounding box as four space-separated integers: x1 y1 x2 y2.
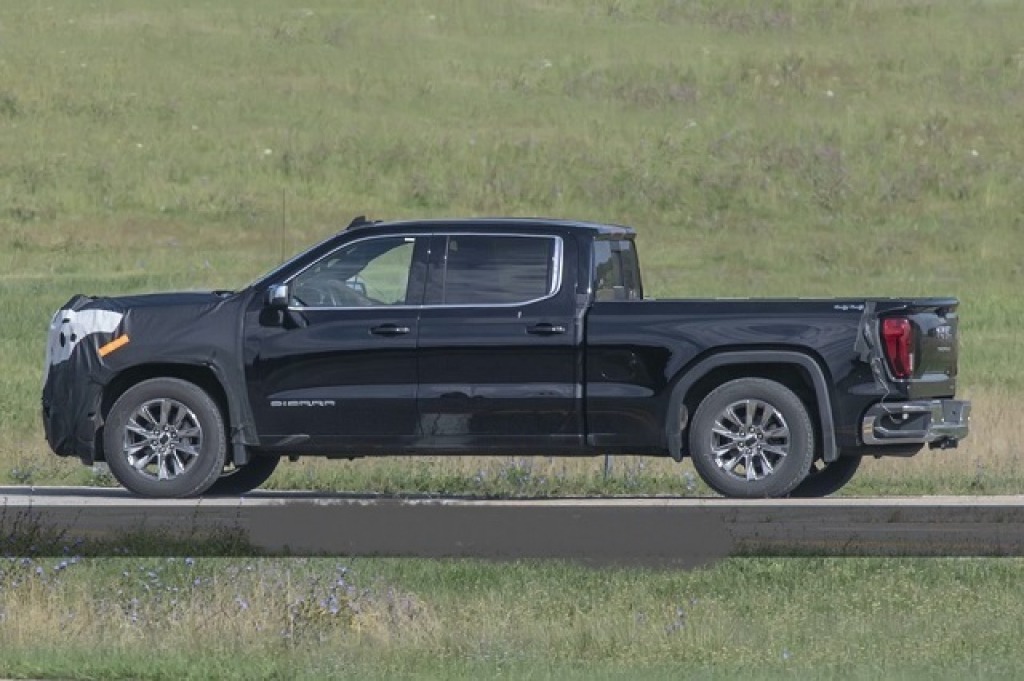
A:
43 308 125 384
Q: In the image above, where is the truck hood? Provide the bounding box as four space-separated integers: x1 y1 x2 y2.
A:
43 290 245 386
93 290 232 309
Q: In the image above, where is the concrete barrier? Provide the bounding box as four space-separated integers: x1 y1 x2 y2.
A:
4 487 1024 566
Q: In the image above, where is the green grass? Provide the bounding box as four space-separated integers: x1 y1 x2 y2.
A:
2 555 1024 679
8 2 1024 677
1 0 1022 495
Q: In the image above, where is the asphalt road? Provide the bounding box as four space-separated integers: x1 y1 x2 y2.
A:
3 486 1024 566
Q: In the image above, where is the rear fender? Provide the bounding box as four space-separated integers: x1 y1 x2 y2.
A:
665 351 839 463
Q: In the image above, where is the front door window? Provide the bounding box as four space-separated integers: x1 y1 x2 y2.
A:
290 236 418 308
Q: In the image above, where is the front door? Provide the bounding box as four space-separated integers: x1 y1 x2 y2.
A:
246 234 428 451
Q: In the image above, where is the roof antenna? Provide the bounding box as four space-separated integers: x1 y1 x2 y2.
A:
280 188 287 263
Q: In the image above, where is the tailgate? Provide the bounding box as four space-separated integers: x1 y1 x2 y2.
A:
871 298 959 399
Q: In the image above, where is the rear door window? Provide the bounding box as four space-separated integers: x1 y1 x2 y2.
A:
428 235 561 306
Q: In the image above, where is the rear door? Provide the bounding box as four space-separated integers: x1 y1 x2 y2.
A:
416 230 584 451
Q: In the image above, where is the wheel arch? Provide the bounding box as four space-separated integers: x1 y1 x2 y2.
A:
97 363 248 464
664 350 838 464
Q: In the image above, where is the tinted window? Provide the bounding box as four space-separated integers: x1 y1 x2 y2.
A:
434 235 558 305
593 239 642 301
291 236 418 307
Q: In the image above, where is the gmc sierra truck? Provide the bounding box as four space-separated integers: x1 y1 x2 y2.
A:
42 217 970 498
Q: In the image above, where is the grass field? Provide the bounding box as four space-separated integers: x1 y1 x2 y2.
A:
2 0 1024 677
2 553 1024 680
1 0 1022 494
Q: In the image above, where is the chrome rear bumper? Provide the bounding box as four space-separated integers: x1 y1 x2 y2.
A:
861 400 971 448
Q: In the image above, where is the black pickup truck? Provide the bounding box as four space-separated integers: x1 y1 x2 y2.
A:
42 217 970 498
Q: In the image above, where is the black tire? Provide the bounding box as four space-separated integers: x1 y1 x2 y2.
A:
204 455 281 496
788 455 862 497
103 378 227 498
689 378 815 498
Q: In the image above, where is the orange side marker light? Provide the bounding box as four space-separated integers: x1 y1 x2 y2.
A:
98 334 131 358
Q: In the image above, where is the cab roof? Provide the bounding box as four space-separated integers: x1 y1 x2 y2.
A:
345 216 636 239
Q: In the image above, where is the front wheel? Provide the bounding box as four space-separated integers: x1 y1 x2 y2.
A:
103 378 227 498
688 378 815 498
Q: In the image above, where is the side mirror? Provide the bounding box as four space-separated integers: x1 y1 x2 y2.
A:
265 284 290 309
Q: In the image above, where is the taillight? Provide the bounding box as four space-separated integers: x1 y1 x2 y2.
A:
881 317 914 379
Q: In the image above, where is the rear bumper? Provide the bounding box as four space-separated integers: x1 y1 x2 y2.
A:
861 399 970 448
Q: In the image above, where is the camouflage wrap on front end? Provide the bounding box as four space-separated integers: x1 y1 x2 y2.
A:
41 291 255 464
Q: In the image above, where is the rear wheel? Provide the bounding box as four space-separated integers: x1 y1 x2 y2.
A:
205 455 281 496
688 378 815 498
103 378 226 498
788 455 861 497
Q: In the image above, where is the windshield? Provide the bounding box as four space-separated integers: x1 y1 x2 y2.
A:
243 234 340 290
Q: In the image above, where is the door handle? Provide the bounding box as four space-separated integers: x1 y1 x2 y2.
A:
527 323 567 335
370 324 411 336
